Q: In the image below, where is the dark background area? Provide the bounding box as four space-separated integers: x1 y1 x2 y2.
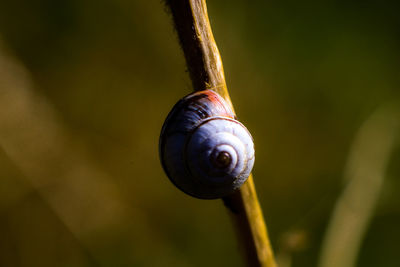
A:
0 1 399 266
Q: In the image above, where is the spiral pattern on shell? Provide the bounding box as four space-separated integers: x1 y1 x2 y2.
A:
159 90 255 199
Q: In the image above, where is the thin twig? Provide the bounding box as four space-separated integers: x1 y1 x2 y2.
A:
164 1 276 266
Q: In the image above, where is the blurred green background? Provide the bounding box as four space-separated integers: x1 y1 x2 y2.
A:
0 1 399 266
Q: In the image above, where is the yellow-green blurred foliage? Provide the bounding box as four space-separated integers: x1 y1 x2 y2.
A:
0 1 399 266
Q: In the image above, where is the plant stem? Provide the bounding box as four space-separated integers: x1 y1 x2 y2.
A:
164 1 276 266
318 106 399 267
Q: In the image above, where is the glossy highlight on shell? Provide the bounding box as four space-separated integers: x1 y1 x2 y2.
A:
159 90 255 199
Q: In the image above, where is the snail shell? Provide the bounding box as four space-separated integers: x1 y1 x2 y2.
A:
159 90 255 199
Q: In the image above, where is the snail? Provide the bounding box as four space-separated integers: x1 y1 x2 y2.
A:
159 90 255 199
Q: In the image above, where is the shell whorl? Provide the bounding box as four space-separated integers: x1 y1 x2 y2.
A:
159 90 255 199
